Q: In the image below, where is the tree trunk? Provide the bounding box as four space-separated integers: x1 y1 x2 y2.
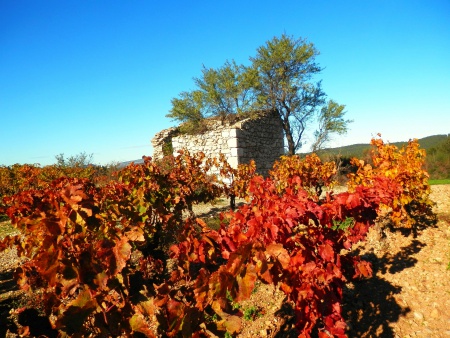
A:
279 110 296 155
286 131 296 155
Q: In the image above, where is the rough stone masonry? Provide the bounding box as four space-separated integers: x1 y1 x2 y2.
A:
152 111 284 176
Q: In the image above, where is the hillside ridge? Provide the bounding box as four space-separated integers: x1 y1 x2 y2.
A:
313 134 449 158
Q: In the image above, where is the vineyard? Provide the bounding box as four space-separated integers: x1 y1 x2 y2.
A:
0 137 446 337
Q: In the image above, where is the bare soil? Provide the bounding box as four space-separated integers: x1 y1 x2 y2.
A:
1 186 449 337
341 184 450 338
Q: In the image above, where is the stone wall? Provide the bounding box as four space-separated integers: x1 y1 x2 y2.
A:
152 112 284 175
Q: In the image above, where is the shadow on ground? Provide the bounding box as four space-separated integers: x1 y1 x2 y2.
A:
0 270 20 337
0 269 57 338
343 238 427 337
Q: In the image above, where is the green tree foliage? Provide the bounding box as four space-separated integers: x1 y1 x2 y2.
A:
167 90 206 133
438 135 450 154
167 61 257 133
250 34 327 154
426 135 450 179
166 34 351 153
194 60 257 118
55 151 93 168
311 100 352 153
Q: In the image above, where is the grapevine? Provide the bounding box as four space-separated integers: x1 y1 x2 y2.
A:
0 138 435 337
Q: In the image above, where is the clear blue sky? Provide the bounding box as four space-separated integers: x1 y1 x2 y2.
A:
1 0 449 166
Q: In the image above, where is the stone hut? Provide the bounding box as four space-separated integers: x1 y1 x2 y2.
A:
151 111 284 175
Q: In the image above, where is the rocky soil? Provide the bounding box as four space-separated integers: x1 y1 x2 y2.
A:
342 185 450 338
0 185 449 337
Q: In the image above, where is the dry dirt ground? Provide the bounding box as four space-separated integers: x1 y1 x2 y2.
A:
1 185 449 337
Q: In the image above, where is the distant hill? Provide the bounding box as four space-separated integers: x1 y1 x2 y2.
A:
314 134 449 159
118 158 145 168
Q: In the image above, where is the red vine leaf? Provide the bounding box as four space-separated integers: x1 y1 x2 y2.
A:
130 313 156 337
266 243 290 269
318 243 334 262
112 237 131 274
236 263 257 301
354 260 372 278
125 227 145 242
219 314 242 334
